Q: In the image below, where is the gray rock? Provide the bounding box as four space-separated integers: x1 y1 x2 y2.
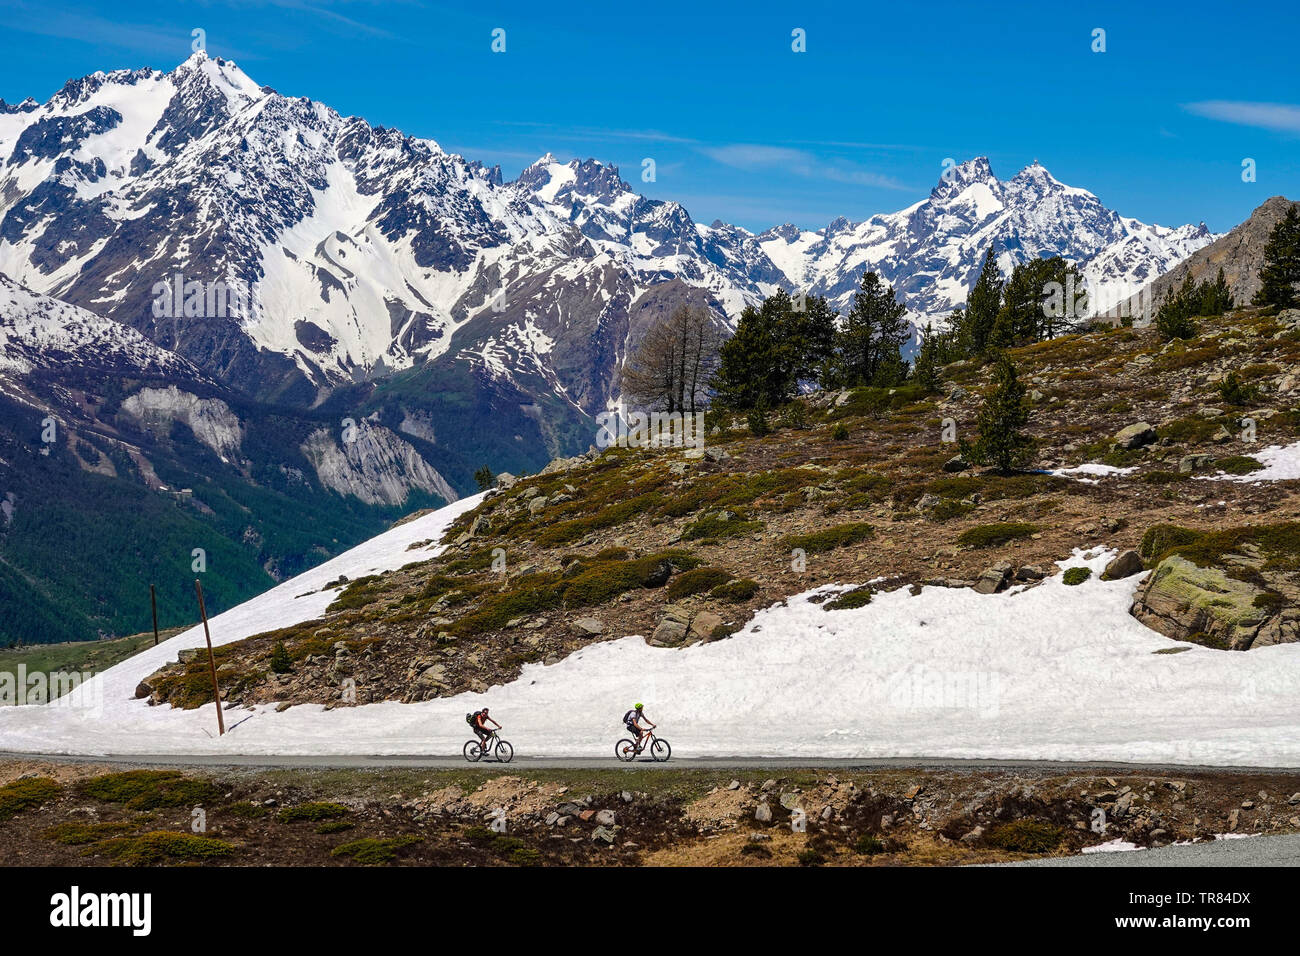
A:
571 617 604 637
973 562 1012 594
1101 550 1145 581
592 825 616 844
754 802 772 822
1114 422 1157 450
689 610 724 642
595 809 616 826
942 454 969 473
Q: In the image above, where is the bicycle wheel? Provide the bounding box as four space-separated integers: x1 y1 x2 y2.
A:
615 738 637 762
464 740 483 762
650 738 671 762
495 739 514 763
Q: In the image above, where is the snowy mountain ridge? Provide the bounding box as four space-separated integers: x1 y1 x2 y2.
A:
0 52 1215 408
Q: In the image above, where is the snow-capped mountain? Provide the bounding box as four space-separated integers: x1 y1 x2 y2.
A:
0 53 1214 462
757 158 1215 321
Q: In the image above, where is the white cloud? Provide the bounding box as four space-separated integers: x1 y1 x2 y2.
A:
1183 101 1300 133
699 143 908 190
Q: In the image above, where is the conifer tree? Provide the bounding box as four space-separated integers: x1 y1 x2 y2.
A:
1254 207 1300 309
962 352 1032 473
827 271 909 386
965 245 1003 354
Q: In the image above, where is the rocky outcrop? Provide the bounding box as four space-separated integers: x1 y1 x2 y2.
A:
120 385 244 461
1131 195 1300 313
1130 554 1299 650
301 421 458 507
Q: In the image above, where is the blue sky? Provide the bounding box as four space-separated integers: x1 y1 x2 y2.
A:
1 0 1297 233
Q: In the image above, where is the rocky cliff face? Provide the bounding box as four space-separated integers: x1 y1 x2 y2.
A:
301 421 458 507
1131 196 1300 313
120 386 244 463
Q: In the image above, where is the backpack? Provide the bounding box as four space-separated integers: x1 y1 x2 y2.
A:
623 709 638 725
466 711 478 726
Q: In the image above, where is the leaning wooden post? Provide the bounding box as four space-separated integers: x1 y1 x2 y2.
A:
194 579 225 736
150 584 160 647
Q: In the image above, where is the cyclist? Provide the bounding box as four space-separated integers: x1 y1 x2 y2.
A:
622 702 655 753
472 707 501 750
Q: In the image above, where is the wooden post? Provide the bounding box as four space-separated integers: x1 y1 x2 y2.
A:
150 585 160 647
194 579 225 736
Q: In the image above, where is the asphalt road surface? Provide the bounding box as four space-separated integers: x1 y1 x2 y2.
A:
997 833 1300 867
5 751 1300 773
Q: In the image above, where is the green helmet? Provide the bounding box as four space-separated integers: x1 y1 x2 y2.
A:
635 702 643 710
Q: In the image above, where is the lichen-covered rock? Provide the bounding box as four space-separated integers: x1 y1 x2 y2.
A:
1130 555 1282 650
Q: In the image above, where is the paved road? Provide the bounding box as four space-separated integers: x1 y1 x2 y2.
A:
998 833 1300 867
5 751 1300 773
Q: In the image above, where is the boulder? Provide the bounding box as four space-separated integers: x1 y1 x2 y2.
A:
1178 454 1214 475
688 610 725 642
972 562 1012 594
571 617 604 637
942 454 969 473
648 605 691 647
1113 422 1156 450
1101 550 1145 581
1130 555 1285 650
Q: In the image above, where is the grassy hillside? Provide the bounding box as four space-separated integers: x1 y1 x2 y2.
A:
139 304 1300 710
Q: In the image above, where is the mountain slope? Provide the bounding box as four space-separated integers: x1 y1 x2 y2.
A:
1130 196 1300 313
0 274 454 644
1 54 1212 411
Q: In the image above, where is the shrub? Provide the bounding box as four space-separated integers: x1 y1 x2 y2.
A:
986 820 1063 854
316 821 355 834
854 834 886 855
957 522 1038 548
269 640 292 674
826 587 873 610
1217 371 1261 407
94 831 236 865
0 777 60 820
681 512 764 541
711 579 760 603
830 423 850 441
81 770 221 810
1216 455 1263 475
43 822 136 845
666 568 732 600
1062 567 1092 586
782 522 874 554
331 835 421 865
1139 524 1200 560
1141 470 1188 485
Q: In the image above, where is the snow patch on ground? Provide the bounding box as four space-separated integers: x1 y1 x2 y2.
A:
1051 463 1138 484
1197 441 1300 483
2 500 1299 762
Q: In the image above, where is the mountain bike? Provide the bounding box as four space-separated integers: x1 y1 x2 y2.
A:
465 730 514 763
615 732 670 762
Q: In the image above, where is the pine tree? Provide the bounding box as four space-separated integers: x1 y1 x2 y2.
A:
912 324 942 393
965 245 1003 354
827 271 909 386
713 290 836 408
992 256 1080 347
1254 207 1300 309
1200 267 1234 316
962 352 1032 473
473 466 496 491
